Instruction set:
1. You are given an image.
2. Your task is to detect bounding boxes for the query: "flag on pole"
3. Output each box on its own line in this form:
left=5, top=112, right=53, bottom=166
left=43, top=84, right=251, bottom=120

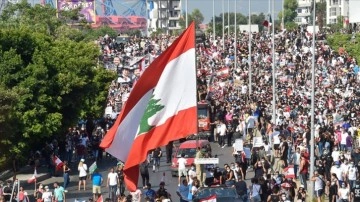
left=89, top=161, right=97, bottom=174
left=53, top=156, right=64, bottom=171
left=27, top=168, right=37, bottom=183
left=216, top=67, right=229, bottom=78
left=100, top=22, right=198, bottom=192
left=283, top=165, right=295, bottom=179
left=263, top=14, right=272, bottom=28
left=200, top=195, right=217, bottom=202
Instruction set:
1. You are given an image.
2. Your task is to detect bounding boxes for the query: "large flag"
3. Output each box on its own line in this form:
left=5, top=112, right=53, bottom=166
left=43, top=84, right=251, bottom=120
left=27, top=168, right=37, bottom=183
left=53, top=156, right=64, bottom=171
left=200, top=195, right=217, bottom=202
left=283, top=165, right=295, bottom=179
left=100, top=22, right=197, bottom=191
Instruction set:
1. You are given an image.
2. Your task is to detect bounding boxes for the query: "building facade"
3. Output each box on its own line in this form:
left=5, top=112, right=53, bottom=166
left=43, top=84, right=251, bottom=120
left=148, top=0, right=182, bottom=34
left=326, top=0, right=349, bottom=24
left=295, top=0, right=322, bottom=25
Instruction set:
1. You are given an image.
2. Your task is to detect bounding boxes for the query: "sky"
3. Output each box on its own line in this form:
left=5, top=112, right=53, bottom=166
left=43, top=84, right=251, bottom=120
left=29, top=0, right=283, bottom=23
left=186, top=0, right=283, bottom=23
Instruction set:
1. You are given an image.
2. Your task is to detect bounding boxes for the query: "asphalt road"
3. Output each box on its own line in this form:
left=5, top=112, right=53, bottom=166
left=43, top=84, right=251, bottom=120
left=21, top=142, right=254, bottom=201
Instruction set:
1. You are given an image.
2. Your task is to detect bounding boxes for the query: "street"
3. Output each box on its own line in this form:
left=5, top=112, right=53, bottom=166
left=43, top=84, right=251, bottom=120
left=20, top=142, right=254, bottom=201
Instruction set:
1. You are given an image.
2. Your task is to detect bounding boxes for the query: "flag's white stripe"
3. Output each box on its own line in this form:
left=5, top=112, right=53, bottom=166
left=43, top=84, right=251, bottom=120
left=106, top=90, right=153, bottom=162
left=149, top=48, right=196, bottom=126
left=106, top=48, right=196, bottom=163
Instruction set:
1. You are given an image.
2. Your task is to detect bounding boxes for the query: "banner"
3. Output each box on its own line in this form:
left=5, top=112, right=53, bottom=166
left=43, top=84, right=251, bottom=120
left=57, top=0, right=96, bottom=23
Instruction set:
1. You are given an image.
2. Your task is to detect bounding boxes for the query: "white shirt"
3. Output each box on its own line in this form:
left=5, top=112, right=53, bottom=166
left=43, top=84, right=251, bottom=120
left=42, top=191, right=53, bottom=202
left=246, top=116, right=256, bottom=129
left=78, top=164, right=88, bottom=177
left=348, top=166, right=358, bottom=180
left=219, top=123, right=227, bottom=136
left=338, top=187, right=350, bottom=199
left=130, top=189, right=142, bottom=202
left=188, top=169, right=196, bottom=184
left=251, top=184, right=261, bottom=197
left=314, top=176, right=324, bottom=191
left=177, top=157, right=187, bottom=170
left=332, top=151, right=340, bottom=162
left=107, top=172, right=118, bottom=186
left=331, top=166, right=344, bottom=181
left=341, top=132, right=348, bottom=145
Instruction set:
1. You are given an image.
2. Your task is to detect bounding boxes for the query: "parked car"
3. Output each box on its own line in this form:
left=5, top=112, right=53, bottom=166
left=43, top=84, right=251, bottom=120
left=193, top=186, right=241, bottom=202
left=171, top=139, right=211, bottom=177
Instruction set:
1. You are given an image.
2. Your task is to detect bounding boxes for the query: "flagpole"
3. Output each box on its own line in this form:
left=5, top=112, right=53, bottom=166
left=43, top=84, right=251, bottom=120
left=185, top=0, right=188, bottom=28
left=309, top=0, right=316, bottom=200
left=271, top=0, right=276, bottom=125
left=282, top=0, right=284, bottom=30
left=248, top=0, right=252, bottom=96
left=222, top=0, right=225, bottom=51
left=234, top=0, right=237, bottom=71
left=228, top=0, right=230, bottom=37
left=213, top=0, right=216, bottom=41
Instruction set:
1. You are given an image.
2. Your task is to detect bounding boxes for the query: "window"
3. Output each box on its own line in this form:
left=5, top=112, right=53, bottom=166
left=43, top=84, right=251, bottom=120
left=329, top=18, right=337, bottom=24
left=333, top=0, right=339, bottom=5
left=330, top=7, right=337, bottom=16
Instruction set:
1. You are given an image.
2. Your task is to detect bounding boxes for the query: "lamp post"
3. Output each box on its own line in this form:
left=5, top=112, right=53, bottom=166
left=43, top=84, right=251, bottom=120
left=222, top=0, right=225, bottom=50
left=271, top=0, right=276, bottom=125
left=234, top=0, right=237, bottom=70
left=185, top=0, right=188, bottom=28
left=248, top=0, right=252, bottom=96
left=213, top=0, right=216, bottom=41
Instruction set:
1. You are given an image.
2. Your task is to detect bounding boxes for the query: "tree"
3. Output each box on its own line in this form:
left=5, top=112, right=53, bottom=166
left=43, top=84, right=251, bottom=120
left=179, top=9, right=204, bottom=28
left=279, top=0, right=298, bottom=24
left=316, top=0, right=327, bottom=30
left=0, top=0, right=114, bottom=166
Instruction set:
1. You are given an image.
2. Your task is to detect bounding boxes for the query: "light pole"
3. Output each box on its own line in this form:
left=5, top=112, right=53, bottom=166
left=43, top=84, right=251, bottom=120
left=228, top=0, right=230, bottom=37
left=271, top=0, right=276, bottom=125
left=213, top=0, right=216, bottom=41
left=222, top=0, right=225, bottom=50
left=185, top=0, right=188, bottom=28
left=248, top=0, right=252, bottom=96
left=309, top=0, right=316, bottom=200
left=282, top=0, right=284, bottom=30
left=234, top=0, right=237, bottom=70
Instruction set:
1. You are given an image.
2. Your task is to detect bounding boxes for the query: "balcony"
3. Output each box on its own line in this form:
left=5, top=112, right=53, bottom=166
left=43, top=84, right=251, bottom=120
left=169, top=15, right=180, bottom=20
left=168, top=26, right=181, bottom=30
left=297, top=12, right=311, bottom=17
left=298, top=2, right=311, bottom=7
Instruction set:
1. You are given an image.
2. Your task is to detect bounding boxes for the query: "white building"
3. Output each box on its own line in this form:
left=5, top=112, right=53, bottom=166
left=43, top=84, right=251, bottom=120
left=295, top=0, right=322, bottom=25
left=148, top=0, right=182, bottom=34
left=326, top=0, right=349, bottom=24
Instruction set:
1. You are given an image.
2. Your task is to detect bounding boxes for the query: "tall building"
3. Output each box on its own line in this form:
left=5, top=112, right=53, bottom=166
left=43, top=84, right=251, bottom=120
left=295, top=0, right=321, bottom=25
left=148, top=0, right=182, bottom=34
left=326, top=0, right=349, bottom=24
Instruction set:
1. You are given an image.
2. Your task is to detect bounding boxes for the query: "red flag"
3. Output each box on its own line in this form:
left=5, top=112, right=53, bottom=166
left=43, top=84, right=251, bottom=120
left=200, top=195, right=217, bottom=202
left=216, top=67, right=229, bottom=78
left=53, top=156, right=64, bottom=171
left=27, top=168, right=37, bottom=183
left=96, top=195, right=103, bottom=202
left=100, top=22, right=197, bottom=191
left=283, top=165, right=295, bottom=179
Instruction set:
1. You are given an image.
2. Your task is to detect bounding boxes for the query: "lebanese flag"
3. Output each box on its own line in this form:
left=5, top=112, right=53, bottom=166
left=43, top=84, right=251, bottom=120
left=100, top=22, right=197, bottom=191
left=138, top=57, right=147, bottom=72
left=53, top=156, right=64, bottom=171
left=96, top=195, right=103, bottom=202
left=283, top=165, right=295, bottom=179
left=27, top=168, right=37, bottom=183
left=200, top=195, right=217, bottom=202
left=216, top=67, right=229, bottom=78
left=263, top=14, right=272, bottom=28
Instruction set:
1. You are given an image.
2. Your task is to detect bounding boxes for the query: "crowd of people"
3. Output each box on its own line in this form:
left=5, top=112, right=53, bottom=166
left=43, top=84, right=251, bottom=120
left=1, top=23, right=360, bottom=202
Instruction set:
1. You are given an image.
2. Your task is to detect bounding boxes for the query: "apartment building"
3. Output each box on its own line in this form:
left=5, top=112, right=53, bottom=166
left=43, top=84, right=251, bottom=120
left=326, top=0, right=349, bottom=24
left=148, top=0, right=182, bottom=34
left=295, top=0, right=321, bottom=25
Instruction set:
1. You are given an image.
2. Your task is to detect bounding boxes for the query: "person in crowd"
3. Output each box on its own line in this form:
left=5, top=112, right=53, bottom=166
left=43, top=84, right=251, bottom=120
left=144, top=183, right=156, bottom=202
left=116, top=163, right=125, bottom=196
left=234, top=175, right=248, bottom=202
left=42, top=186, right=52, bottom=202
left=63, top=160, right=71, bottom=191
left=250, top=178, right=262, bottom=202
left=311, top=171, right=325, bottom=202
left=177, top=153, right=188, bottom=187
left=129, top=187, right=142, bottom=202
left=53, top=182, right=65, bottom=202
left=107, top=167, right=118, bottom=201
left=176, top=179, right=189, bottom=202
left=78, top=158, right=88, bottom=191
left=152, top=147, right=162, bottom=172
left=140, top=159, right=150, bottom=189
left=91, top=169, right=103, bottom=201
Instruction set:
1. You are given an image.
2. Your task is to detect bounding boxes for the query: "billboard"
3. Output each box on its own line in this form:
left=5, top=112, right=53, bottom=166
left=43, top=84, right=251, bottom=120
left=56, top=0, right=96, bottom=23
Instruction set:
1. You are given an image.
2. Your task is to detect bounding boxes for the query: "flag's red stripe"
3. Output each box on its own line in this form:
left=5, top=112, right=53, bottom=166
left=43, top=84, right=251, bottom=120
left=124, top=106, right=197, bottom=191
left=100, top=23, right=195, bottom=149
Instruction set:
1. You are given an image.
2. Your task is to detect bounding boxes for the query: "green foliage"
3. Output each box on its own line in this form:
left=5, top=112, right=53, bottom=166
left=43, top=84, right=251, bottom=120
left=327, top=33, right=360, bottom=62
left=179, top=9, right=204, bottom=29
left=285, top=22, right=298, bottom=31
left=282, top=0, right=298, bottom=24
left=0, top=0, right=115, bottom=165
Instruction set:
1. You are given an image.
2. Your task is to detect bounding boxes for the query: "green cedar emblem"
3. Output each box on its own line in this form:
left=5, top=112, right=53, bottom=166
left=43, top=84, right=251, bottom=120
left=138, top=95, right=165, bottom=135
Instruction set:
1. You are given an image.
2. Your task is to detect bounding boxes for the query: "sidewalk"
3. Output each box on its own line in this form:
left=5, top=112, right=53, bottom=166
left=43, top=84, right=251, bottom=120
left=0, top=165, right=50, bottom=184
